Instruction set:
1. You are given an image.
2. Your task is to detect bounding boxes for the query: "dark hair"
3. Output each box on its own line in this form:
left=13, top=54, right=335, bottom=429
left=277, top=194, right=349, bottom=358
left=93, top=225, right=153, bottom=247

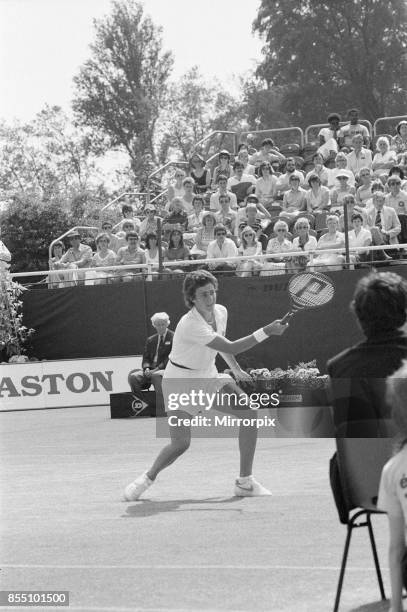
left=259, top=161, right=272, bottom=176
left=183, top=270, right=218, bottom=309
left=145, top=232, right=157, bottom=249
left=389, top=166, right=405, bottom=180
left=126, top=231, right=139, bottom=241
left=351, top=272, right=407, bottom=336
left=327, top=113, right=341, bottom=122
left=351, top=213, right=363, bottom=223
left=261, top=138, right=274, bottom=148
left=308, top=173, right=321, bottom=187
left=190, top=153, right=205, bottom=167
left=347, top=108, right=359, bottom=116
left=122, top=204, right=133, bottom=215
left=52, top=241, right=65, bottom=254
left=233, top=160, right=244, bottom=170
left=214, top=223, right=227, bottom=235
left=168, top=228, right=184, bottom=249
left=192, top=195, right=205, bottom=206
left=217, top=174, right=228, bottom=183
left=237, top=143, right=248, bottom=152
left=371, top=180, right=384, bottom=193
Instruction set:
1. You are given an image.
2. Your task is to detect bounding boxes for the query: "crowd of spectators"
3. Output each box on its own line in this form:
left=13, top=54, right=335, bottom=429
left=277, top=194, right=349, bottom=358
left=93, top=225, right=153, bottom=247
left=46, top=111, right=407, bottom=287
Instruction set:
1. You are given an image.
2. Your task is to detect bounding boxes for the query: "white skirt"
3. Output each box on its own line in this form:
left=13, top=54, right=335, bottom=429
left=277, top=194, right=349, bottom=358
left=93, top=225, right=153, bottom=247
left=162, top=361, right=233, bottom=416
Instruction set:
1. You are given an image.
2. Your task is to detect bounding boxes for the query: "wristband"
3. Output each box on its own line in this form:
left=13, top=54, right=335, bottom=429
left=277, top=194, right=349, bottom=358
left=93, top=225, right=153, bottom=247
left=253, top=328, right=268, bottom=343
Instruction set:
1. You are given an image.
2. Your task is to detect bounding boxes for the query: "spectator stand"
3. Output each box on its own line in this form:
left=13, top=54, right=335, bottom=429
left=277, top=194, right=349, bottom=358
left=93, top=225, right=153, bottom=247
left=147, top=161, right=190, bottom=213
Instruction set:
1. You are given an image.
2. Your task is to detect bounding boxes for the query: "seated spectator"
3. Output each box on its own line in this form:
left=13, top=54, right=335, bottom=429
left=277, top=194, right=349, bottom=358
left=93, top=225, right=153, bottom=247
left=378, top=361, right=407, bottom=612
left=255, top=161, right=278, bottom=210
left=189, top=153, right=211, bottom=194
left=338, top=194, right=367, bottom=231
left=237, top=194, right=272, bottom=225
left=227, top=160, right=257, bottom=204
left=211, top=150, right=233, bottom=188
left=355, top=167, right=373, bottom=205
left=304, top=153, right=329, bottom=187
left=261, top=220, right=293, bottom=276
left=58, top=231, right=93, bottom=284
left=328, top=152, right=355, bottom=188
left=390, top=120, right=407, bottom=159
left=144, top=232, right=159, bottom=279
left=249, top=137, right=286, bottom=169
left=330, top=173, right=356, bottom=214
left=206, top=223, right=238, bottom=274
left=162, top=197, right=189, bottom=234
left=317, top=113, right=341, bottom=161
left=339, top=108, right=370, bottom=149
left=119, top=203, right=141, bottom=232
left=311, top=215, right=345, bottom=271
left=348, top=212, right=372, bottom=262
left=280, top=175, right=307, bottom=222
left=167, top=168, right=186, bottom=202
left=115, top=231, right=146, bottom=282
left=365, top=178, right=386, bottom=208
left=181, top=177, right=195, bottom=214
left=245, top=133, right=258, bottom=156
left=238, top=202, right=267, bottom=250
left=291, top=217, right=317, bottom=272
left=365, top=191, right=401, bottom=257
left=209, top=174, right=237, bottom=211
left=163, top=229, right=190, bottom=274
left=372, top=136, right=397, bottom=177
left=91, top=233, right=117, bottom=284
left=237, top=147, right=256, bottom=176
left=236, top=227, right=263, bottom=277
left=215, top=194, right=237, bottom=236
left=139, top=205, right=160, bottom=241
left=190, top=211, right=216, bottom=259
left=186, top=195, right=205, bottom=235
left=100, top=220, right=120, bottom=253
left=346, top=134, right=373, bottom=176
left=305, top=174, right=330, bottom=214
left=275, top=157, right=305, bottom=195
left=48, top=241, right=76, bottom=288
left=386, top=175, right=407, bottom=215
left=388, top=166, right=407, bottom=191
left=116, top=220, right=137, bottom=250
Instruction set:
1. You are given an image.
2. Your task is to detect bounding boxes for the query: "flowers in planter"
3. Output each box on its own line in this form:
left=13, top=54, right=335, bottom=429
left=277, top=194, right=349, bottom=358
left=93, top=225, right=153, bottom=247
left=249, top=360, right=328, bottom=391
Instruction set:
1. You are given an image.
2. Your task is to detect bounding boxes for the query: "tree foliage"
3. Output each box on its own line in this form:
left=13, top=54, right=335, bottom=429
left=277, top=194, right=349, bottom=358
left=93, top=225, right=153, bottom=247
left=253, top=0, right=407, bottom=126
left=156, top=67, right=246, bottom=162
left=0, top=264, right=35, bottom=359
left=72, top=0, right=173, bottom=175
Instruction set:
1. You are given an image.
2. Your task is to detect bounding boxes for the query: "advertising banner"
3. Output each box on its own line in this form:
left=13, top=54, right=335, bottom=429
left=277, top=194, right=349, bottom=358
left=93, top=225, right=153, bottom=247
left=0, top=355, right=142, bottom=411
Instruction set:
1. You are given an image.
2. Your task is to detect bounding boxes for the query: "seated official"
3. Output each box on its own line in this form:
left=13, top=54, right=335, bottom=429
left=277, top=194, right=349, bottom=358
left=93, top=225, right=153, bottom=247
left=128, top=312, right=174, bottom=413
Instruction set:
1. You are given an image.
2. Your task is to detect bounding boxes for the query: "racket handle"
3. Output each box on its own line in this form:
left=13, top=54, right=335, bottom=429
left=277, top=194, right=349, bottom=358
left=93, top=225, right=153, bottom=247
left=280, top=311, right=294, bottom=325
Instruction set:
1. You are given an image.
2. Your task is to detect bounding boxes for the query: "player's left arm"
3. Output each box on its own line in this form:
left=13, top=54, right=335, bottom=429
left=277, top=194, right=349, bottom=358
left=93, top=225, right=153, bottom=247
left=219, top=353, right=252, bottom=382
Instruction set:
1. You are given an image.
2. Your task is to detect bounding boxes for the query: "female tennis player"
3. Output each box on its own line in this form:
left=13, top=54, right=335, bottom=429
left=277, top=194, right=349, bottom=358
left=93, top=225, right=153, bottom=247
left=124, top=270, right=289, bottom=500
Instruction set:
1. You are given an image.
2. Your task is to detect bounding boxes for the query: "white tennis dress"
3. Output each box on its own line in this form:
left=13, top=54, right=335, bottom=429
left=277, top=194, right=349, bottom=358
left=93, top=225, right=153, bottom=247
left=162, top=304, right=233, bottom=416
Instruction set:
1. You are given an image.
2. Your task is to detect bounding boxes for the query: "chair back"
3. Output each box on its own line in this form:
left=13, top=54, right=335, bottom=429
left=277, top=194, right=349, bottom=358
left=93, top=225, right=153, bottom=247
left=336, top=419, right=395, bottom=511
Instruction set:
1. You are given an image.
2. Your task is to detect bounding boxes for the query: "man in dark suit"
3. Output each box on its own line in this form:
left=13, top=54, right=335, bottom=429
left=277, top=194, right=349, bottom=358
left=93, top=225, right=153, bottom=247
left=328, top=271, right=407, bottom=433
left=128, top=312, right=174, bottom=412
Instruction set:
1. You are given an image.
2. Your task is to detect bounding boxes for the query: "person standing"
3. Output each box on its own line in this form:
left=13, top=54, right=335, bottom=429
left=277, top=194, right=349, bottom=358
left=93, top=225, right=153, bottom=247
left=124, top=270, right=288, bottom=501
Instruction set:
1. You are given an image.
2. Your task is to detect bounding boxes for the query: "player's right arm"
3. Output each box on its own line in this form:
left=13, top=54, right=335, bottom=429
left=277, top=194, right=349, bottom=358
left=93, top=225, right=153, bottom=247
left=206, top=320, right=288, bottom=356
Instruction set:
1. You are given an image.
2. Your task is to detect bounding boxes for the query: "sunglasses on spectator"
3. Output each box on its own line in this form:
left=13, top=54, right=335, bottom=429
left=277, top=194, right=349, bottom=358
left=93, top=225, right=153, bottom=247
left=297, top=225, right=309, bottom=229
left=102, top=225, right=112, bottom=229
left=128, top=237, right=138, bottom=241
left=216, top=231, right=227, bottom=236
left=276, top=229, right=287, bottom=232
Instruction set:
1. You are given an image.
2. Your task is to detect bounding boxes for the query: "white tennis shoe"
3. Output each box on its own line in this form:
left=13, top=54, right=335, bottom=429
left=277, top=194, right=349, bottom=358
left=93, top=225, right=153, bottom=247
left=234, top=476, right=271, bottom=497
left=123, top=472, right=153, bottom=501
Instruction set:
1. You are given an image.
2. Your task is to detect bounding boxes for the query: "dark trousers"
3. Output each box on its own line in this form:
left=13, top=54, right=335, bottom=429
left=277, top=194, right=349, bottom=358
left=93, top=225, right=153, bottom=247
left=128, top=369, right=165, bottom=414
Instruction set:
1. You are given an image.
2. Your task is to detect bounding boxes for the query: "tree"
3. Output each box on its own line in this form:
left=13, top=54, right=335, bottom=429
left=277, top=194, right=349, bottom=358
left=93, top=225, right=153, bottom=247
left=253, top=0, right=407, bottom=126
left=72, top=0, right=173, bottom=176
left=0, top=263, right=34, bottom=361
left=156, top=67, right=246, bottom=163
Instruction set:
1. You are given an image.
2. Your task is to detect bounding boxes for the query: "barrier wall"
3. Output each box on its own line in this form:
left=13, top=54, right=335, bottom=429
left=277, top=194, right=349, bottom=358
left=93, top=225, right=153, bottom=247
left=21, top=266, right=407, bottom=373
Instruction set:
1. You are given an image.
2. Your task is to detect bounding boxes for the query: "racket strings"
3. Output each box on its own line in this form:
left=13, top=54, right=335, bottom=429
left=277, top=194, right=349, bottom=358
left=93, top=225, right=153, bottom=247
left=288, top=273, right=335, bottom=309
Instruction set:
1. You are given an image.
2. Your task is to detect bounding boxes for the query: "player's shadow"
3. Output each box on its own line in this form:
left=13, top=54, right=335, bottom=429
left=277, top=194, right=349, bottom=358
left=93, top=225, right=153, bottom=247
left=348, top=600, right=389, bottom=611
left=123, top=496, right=245, bottom=518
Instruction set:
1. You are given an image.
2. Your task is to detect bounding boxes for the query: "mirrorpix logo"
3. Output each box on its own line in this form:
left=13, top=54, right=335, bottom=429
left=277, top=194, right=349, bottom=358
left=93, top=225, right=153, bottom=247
left=131, top=396, right=149, bottom=417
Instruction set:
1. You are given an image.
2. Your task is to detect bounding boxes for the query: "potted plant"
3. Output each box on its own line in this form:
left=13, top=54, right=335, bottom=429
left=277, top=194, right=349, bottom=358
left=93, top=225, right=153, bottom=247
left=249, top=360, right=329, bottom=407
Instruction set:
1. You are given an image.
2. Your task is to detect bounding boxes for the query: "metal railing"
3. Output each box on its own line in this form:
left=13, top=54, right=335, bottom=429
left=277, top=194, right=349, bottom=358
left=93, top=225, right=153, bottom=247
left=373, top=115, right=407, bottom=137
left=48, top=226, right=100, bottom=262
left=193, top=131, right=239, bottom=158
left=240, top=128, right=304, bottom=150
left=100, top=191, right=147, bottom=214
left=305, top=120, right=373, bottom=145
left=13, top=243, right=407, bottom=285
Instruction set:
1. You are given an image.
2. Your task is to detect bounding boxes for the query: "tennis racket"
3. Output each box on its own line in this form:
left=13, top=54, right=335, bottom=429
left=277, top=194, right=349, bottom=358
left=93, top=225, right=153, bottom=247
left=281, top=272, right=335, bottom=324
